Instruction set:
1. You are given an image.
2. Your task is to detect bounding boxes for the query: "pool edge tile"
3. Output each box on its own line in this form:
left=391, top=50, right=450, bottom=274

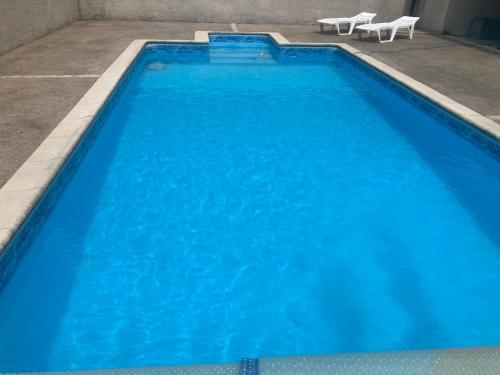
left=0, top=188, right=45, bottom=233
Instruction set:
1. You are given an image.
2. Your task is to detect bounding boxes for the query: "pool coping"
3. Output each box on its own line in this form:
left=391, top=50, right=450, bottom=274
left=0, top=30, right=499, bottom=264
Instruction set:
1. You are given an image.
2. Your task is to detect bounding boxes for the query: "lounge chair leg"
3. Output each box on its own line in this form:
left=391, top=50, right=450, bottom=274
left=390, top=26, right=398, bottom=42
left=378, top=29, right=393, bottom=43
left=348, top=21, right=356, bottom=35
left=410, top=25, right=415, bottom=39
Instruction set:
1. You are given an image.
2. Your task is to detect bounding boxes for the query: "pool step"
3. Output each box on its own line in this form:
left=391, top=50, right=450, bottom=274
left=209, top=46, right=276, bottom=64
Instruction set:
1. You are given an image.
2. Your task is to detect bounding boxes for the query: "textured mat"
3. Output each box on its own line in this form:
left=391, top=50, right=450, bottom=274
left=4, top=347, right=500, bottom=375
left=260, top=347, right=500, bottom=375
left=2, top=364, right=239, bottom=375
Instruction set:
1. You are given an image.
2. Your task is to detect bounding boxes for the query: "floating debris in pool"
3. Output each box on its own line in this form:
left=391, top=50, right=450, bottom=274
left=146, top=61, right=168, bottom=71
left=258, top=51, right=265, bottom=57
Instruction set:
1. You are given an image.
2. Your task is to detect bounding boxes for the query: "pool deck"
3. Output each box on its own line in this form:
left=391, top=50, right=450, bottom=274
left=1, top=20, right=500, bottom=187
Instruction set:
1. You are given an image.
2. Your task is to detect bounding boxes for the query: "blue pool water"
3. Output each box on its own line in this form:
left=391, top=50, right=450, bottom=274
left=1, top=35, right=500, bottom=372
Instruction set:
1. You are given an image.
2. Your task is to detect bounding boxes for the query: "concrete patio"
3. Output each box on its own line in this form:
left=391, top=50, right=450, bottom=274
left=1, top=20, right=499, bottom=187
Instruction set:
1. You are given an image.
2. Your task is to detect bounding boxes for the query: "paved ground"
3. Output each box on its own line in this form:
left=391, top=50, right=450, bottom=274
left=1, top=20, right=500, bottom=187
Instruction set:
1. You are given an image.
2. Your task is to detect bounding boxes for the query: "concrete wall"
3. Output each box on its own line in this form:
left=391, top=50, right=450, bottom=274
left=0, top=0, right=80, bottom=54
left=444, top=0, right=500, bottom=35
left=79, top=0, right=411, bottom=24
left=414, top=0, right=500, bottom=35
left=413, top=0, right=450, bottom=33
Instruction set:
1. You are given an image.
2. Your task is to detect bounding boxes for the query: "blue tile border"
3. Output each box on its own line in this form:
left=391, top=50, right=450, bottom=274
left=337, top=49, right=500, bottom=161
left=277, top=46, right=338, bottom=63
left=209, top=34, right=274, bottom=44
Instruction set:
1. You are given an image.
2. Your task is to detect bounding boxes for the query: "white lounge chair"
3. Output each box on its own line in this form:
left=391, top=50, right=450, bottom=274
left=318, top=12, right=377, bottom=35
left=356, top=16, right=420, bottom=43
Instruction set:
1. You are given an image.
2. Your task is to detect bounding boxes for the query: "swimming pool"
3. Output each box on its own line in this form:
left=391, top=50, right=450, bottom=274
left=0, top=34, right=499, bottom=372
